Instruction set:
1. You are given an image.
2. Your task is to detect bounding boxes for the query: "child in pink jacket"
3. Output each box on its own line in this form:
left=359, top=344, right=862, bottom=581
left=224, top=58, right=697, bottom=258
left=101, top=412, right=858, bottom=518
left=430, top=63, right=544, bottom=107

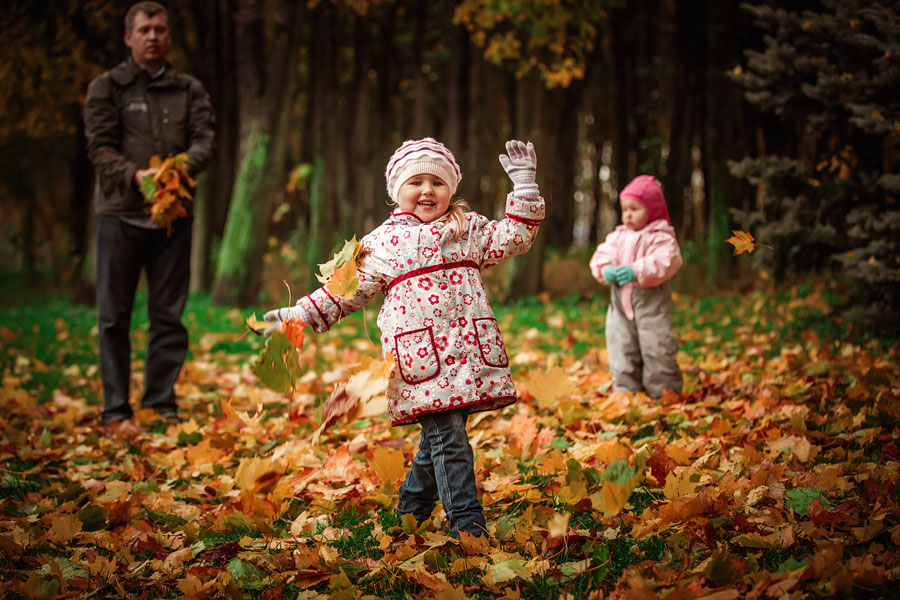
left=589, top=175, right=683, bottom=398
left=264, top=138, right=544, bottom=538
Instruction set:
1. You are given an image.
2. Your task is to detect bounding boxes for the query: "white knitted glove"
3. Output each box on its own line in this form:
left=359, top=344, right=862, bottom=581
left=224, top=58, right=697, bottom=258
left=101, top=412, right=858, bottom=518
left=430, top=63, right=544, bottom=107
left=498, top=140, right=539, bottom=200
left=263, top=304, right=304, bottom=337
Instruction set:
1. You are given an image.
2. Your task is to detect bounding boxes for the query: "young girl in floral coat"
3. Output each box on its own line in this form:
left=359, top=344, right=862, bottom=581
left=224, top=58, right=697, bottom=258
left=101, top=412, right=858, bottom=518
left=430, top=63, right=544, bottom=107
left=589, top=175, right=683, bottom=398
left=264, top=138, right=543, bottom=538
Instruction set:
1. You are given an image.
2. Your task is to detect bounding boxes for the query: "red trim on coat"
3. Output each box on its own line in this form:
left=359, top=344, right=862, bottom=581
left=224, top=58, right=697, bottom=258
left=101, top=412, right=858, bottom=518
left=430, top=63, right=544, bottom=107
left=472, top=317, right=510, bottom=368
left=386, top=260, right=479, bottom=293
left=390, top=394, right=517, bottom=427
left=307, top=294, right=330, bottom=327
left=323, top=288, right=342, bottom=309
left=391, top=211, right=425, bottom=222
left=393, top=326, right=441, bottom=385
left=505, top=213, right=544, bottom=227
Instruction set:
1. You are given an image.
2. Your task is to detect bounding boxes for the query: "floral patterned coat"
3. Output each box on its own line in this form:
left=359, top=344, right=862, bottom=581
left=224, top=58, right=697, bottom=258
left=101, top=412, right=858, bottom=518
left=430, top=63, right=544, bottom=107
left=293, top=194, right=545, bottom=426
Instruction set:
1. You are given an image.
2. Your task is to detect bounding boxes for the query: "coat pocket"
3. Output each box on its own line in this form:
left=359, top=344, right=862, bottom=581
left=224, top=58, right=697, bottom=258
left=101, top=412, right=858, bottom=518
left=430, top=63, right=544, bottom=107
left=394, top=326, right=441, bottom=384
left=473, top=317, right=509, bottom=368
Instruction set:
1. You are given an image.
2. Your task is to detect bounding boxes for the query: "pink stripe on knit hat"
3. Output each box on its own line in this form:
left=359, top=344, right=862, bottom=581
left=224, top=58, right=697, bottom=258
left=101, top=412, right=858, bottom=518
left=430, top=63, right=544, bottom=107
left=619, top=175, right=671, bottom=225
left=385, top=138, right=462, bottom=202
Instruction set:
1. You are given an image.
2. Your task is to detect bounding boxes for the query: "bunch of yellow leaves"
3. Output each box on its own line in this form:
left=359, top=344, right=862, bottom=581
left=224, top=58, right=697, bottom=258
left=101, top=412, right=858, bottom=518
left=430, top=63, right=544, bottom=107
left=140, top=153, right=195, bottom=232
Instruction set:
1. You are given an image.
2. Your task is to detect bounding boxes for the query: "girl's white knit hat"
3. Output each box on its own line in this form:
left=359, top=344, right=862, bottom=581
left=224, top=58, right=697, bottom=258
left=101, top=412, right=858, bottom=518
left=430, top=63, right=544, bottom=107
left=385, top=138, right=462, bottom=202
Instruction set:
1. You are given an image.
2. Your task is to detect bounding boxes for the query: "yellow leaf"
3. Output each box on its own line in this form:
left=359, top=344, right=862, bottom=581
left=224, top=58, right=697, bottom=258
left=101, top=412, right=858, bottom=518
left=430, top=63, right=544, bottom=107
left=591, top=460, right=642, bottom=518
left=558, top=479, right=587, bottom=505
left=220, top=398, right=247, bottom=428
left=346, top=367, right=388, bottom=403
left=370, top=446, right=406, bottom=485
left=84, top=555, right=118, bottom=578
left=48, top=514, right=83, bottom=544
left=663, top=468, right=698, bottom=499
left=325, top=258, right=360, bottom=300
left=547, top=512, right=569, bottom=539
left=245, top=312, right=268, bottom=333
left=523, top=366, right=576, bottom=410
left=235, top=456, right=286, bottom=495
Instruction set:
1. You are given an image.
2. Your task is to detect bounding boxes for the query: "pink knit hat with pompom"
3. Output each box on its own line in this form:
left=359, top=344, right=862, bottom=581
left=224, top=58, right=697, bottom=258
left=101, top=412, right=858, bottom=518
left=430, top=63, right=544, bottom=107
left=385, top=138, right=462, bottom=203
left=619, top=175, right=671, bottom=225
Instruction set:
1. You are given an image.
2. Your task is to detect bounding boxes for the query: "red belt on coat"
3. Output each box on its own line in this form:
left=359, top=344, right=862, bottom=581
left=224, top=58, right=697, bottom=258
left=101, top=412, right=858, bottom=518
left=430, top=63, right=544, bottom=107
left=385, top=260, right=480, bottom=293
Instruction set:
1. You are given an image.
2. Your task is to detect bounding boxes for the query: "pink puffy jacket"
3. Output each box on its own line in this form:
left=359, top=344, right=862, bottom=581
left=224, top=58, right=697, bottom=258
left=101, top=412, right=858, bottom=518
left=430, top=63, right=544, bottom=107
left=589, top=220, right=683, bottom=320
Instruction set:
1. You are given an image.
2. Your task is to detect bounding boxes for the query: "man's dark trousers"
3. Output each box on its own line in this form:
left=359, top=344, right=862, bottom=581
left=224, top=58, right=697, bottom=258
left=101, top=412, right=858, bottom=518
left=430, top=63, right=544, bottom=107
left=96, top=214, right=192, bottom=424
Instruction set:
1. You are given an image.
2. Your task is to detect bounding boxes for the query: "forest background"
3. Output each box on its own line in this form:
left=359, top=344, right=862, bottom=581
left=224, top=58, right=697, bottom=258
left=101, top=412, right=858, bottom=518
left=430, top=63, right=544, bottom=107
left=2, top=2, right=900, bottom=598
left=0, top=0, right=898, bottom=324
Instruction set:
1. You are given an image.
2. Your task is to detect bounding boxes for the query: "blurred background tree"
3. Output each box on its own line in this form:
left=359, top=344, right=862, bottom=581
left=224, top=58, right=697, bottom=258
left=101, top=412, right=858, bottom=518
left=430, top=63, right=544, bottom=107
left=731, top=0, right=900, bottom=329
left=0, top=0, right=894, bottom=330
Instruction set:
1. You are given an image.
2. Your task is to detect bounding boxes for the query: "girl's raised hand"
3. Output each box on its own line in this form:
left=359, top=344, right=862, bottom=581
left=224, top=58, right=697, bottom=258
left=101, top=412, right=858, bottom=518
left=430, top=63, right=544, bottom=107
left=499, top=140, right=539, bottom=200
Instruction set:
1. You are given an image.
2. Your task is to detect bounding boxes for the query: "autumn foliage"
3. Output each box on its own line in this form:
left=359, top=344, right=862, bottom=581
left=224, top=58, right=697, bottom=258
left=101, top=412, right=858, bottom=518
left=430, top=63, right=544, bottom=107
left=139, top=153, right=195, bottom=232
left=1, top=284, right=899, bottom=598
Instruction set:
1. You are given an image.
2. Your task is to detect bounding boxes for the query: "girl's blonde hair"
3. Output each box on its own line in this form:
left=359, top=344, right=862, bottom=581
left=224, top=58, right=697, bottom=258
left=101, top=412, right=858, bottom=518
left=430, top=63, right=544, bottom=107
left=437, top=199, right=471, bottom=241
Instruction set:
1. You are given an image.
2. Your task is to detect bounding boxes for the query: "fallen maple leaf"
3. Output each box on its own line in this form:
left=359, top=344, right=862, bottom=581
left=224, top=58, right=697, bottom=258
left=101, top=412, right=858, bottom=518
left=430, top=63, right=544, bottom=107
left=725, top=230, right=772, bottom=255
left=312, top=384, right=359, bottom=444
left=235, top=456, right=287, bottom=495
left=220, top=397, right=247, bottom=428
left=547, top=511, right=570, bottom=540
left=369, top=446, right=407, bottom=485
left=592, top=458, right=642, bottom=517
left=522, top=366, right=576, bottom=410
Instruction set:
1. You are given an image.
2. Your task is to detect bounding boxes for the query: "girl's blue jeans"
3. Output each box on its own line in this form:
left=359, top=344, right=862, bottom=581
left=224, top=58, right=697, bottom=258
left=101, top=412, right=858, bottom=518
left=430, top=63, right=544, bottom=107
left=397, top=407, right=487, bottom=537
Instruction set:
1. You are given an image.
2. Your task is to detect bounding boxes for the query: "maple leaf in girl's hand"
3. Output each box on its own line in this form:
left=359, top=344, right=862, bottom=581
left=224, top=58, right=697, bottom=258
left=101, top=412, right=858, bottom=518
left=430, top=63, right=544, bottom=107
left=281, top=317, right=306, bottom=350
left=725, top=230, right=772, bottom=255
left=245, top=312, right=268, bottom=335
left=326, top=258, right=360, bottom=300
left=317, top=237, right=363, bottom=299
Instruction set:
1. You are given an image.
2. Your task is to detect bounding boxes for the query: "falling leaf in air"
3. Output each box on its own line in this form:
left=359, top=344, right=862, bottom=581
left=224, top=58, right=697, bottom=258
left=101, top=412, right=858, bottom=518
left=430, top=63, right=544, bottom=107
left=281, top=317, right=307, bottom=350
left=725, top=230, right=772, bottom=255
left=245, top=312, right=268, bottom=335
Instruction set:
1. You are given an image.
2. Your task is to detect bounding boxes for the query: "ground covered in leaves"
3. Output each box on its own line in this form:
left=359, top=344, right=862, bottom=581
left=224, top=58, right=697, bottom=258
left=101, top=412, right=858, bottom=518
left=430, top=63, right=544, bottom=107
left=1, top=282, right=899, bottom=599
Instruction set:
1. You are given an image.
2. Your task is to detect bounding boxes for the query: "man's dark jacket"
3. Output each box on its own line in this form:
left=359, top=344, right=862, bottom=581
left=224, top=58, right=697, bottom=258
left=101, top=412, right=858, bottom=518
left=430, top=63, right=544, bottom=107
left=84, top=57, right=215, bottom=217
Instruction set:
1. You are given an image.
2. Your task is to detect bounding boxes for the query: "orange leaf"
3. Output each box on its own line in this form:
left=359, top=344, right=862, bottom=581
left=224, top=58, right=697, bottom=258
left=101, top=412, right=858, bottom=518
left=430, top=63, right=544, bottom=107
left=220, top=397, right=246, bottom=428
left=725, top=230, right=757, bottom=255
left=281, top=317, right=307, bottom=350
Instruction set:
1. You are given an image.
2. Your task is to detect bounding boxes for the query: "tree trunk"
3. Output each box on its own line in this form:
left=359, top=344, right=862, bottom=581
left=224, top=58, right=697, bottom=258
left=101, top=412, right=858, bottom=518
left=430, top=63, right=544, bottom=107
left=662, top=0, right=700, bottom=237
left=609, top=7, right=637, bottom=192
left=506, top=73, right=546, bottom=299
left=70, top=105, right=96, bottom=304
left=444, top=25, right=470, bottom=161
left=190, top=0, right=237, bottom=293
left=212, top=0, right=300, bottom=306
left=700, top=0, right=745, bottom=285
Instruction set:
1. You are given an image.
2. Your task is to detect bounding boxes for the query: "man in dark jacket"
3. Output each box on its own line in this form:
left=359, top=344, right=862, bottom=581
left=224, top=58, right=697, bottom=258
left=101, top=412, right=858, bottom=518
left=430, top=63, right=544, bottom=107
left=84, top=1, right=215, bottom=429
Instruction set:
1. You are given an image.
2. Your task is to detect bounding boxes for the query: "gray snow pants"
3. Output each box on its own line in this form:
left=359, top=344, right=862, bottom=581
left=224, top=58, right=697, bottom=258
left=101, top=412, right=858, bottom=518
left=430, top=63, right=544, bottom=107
left=606, top=283, right=682, bottom=398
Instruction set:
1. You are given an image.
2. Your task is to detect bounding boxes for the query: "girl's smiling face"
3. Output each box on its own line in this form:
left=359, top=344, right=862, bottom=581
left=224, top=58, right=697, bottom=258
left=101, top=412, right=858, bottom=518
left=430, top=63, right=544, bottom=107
left=396, top=173, right=451, bottom=222
left=620, top=196, right=649, bottom=230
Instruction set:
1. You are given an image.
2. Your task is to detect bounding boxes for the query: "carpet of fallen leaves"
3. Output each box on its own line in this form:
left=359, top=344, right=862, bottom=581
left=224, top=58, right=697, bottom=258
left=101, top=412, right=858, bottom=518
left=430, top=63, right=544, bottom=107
left=1, top=283, right=899, bottom=599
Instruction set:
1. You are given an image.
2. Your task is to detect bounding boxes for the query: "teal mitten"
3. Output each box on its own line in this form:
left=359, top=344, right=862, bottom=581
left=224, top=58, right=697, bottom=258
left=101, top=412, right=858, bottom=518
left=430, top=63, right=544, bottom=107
left=615, top=265, right=635, bottom=285
left=601, top=265, right=619, bottom=285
